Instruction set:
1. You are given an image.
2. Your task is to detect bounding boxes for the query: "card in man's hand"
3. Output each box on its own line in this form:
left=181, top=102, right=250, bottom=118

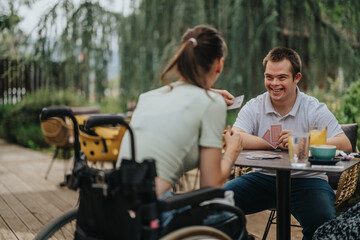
left=227, top=95, right=244, bottom=110
left=261, top=125, right=282, bottom=149
left=271, top=125, right=282, bottom=143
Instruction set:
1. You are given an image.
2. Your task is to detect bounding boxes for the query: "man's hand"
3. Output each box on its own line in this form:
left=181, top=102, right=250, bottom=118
left=278, top=130, right=294, bottom=150
left=211, top=89, right=234, bottom=106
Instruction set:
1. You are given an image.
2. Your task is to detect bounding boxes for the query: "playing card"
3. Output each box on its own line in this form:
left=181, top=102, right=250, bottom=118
left=227, top=95, right=244, bottom=110
left=271, top=125, right=282, bottom=142
left=262, top=129, right=271, bottom=143
left=262, top=129, right=277, bottom=149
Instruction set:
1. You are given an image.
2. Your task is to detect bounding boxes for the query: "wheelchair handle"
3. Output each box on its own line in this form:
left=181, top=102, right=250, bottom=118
left=40, top=107, right=81, bottom=161
left=85, top=115, right=126, bottom=129
left=40, top=107, right=74, bottom=121
left=85, top=115, right=135, bottom=162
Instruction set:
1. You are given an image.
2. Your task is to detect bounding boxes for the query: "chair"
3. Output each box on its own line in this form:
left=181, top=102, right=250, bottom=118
left=77, top=114, right=129, bottom=168
left=262, top=123, right=360, bottom=239
left=40, top=107, right=101, bottom=181
left=40, top=117, right=74, bottom=182
left=327, top=123, right=358, bottom=189
left=173, top=168, right=200, bottom=193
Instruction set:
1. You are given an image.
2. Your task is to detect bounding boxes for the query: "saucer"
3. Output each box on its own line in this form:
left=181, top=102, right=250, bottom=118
left=308, top=157, right=339, bottom=165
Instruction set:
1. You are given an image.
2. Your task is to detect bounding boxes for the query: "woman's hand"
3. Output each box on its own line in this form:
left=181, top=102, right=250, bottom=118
left=199, top=126, right=243, bottom=188
left=211, top=89, right=234, bottom=106
left=223, top=125, right=243, bottom=157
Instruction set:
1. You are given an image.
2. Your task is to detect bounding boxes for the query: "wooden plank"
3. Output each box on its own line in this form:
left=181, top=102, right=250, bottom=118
left=0, top=172, right=63, bottom=225
left=0, top=184, right=43, bottom=235
left=0, top=151, right=76, bottom=203
left=13, top=161, right=77, bottom=211
left=0, top=195, right=34, bottom=239
left=0, top=215, right=17, bottom=240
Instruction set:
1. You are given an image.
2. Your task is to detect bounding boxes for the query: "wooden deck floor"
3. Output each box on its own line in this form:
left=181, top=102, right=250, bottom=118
left=0, top=139, right=303, bottom=239
left=0, top=139, right=77, bottom=239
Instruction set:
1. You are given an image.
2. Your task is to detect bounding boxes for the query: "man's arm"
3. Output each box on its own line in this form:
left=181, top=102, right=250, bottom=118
left=232, top=126, right=273, bottom=150
left=327, top=133, right=352, bottom=152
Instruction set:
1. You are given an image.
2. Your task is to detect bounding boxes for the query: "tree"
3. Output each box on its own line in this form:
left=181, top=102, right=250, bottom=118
left=33, top=0, right=118, bottom=101
left=3, top=0, right=359, bottom=106
left=118, top=0, right=360, bottom=101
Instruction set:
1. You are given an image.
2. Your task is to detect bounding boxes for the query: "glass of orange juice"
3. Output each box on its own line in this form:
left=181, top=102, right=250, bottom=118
left=309, top=125, right=327, bottom=146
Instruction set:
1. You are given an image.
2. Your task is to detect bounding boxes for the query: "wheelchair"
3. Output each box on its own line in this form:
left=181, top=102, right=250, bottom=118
left=35, top=107, right=253, bottom=240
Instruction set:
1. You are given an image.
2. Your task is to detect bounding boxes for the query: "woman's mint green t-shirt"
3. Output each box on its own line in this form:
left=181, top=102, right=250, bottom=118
left=117, top=81, right=226, bottom=185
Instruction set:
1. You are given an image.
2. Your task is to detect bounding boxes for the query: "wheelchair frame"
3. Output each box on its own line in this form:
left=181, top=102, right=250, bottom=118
left=35, top=107, right=251, bottom=240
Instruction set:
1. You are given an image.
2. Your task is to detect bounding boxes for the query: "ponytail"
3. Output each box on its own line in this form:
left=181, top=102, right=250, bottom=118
left=161, top=25, right=226, bottom=90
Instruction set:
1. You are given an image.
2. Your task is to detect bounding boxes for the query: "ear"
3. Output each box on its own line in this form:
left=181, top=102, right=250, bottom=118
left=216, top=57, right=224, bottom=74
left=294, top=72, right=302, bottom=84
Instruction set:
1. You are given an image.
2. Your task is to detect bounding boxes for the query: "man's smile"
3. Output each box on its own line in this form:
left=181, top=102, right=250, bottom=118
left=269, top=87, right=284, bottom=95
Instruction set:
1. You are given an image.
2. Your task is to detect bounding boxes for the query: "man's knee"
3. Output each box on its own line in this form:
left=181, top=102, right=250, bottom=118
left=223, top=173, right=276, bottom=214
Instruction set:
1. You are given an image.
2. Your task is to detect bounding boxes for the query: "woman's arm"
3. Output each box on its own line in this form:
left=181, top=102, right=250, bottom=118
left=232, top=126, right=273, bottom=150
left=199, top=126, right=243, bottom=187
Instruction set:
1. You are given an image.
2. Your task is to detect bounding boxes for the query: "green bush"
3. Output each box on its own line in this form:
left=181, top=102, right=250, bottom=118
left=226, top=109, right=239, bottom=126
left=96, top=95, right=124, bottom=114
left=0, top=89, right=88, bottom=149
left=307, top=77, right=360, bottom=150
left=335, top=79, right=360, bottom=150
left=306, top=77, right=343, bottom=114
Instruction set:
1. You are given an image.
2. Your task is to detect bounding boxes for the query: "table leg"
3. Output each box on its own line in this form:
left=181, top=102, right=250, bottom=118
left=276, top=169, right=291, bottom=240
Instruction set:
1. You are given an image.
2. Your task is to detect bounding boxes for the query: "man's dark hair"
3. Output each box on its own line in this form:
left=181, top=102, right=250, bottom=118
left=263, top=47, right=302, bottom=77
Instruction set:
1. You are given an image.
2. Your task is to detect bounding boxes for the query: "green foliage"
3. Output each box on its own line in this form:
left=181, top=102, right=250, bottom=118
left=118, top=0, right=360, bottom=103
left=7, top=0, right=357, bottom=109
left=337, top=79, right=360, bottom=123
left=307, top=77, right=360, bottom=150
left=0, top=1, right=29, bottom=59
left=0, top=14, right=20, bottom=31
left=226, top=110, right=239, bottom=127
left=96, top=96, right=124, bottom=114
left=32, top=0, right=117, bottom=101
left=0, top=89, right=88, bottom=149
left=306, top=77, right=344, bottom=114
left=334, top=79, right=360, bottom=150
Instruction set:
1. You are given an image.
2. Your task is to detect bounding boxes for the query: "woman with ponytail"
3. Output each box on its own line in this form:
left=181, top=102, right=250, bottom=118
left=117, top=25, right=243, bottom=197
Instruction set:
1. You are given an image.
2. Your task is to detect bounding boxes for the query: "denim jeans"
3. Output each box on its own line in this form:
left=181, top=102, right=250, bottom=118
left=223, top=172, right=335, bottom=240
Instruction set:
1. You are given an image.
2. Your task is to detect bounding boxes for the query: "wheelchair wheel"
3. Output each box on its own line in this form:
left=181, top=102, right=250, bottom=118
left=160, top=225, right=231, bottom=240
left=34, top=207, right=78, bottom=240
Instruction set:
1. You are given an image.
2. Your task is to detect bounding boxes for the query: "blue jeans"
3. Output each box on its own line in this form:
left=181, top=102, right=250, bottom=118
left=223, top=172, right=335, bottom=240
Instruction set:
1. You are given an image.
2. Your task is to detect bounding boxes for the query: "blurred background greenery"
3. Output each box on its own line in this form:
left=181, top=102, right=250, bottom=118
left=0, top=0, right=360, bottom=148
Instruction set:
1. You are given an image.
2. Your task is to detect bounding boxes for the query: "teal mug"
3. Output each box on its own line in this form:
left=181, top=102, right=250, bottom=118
left=310, top=145, right=336, bottom=160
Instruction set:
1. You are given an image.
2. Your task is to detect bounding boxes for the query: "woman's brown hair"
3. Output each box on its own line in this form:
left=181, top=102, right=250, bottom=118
left=161, top=25, right=227, bottom=90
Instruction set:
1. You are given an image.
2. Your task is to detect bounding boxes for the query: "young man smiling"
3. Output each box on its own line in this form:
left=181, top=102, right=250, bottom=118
left=224, top=47, right=351, bottom=239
